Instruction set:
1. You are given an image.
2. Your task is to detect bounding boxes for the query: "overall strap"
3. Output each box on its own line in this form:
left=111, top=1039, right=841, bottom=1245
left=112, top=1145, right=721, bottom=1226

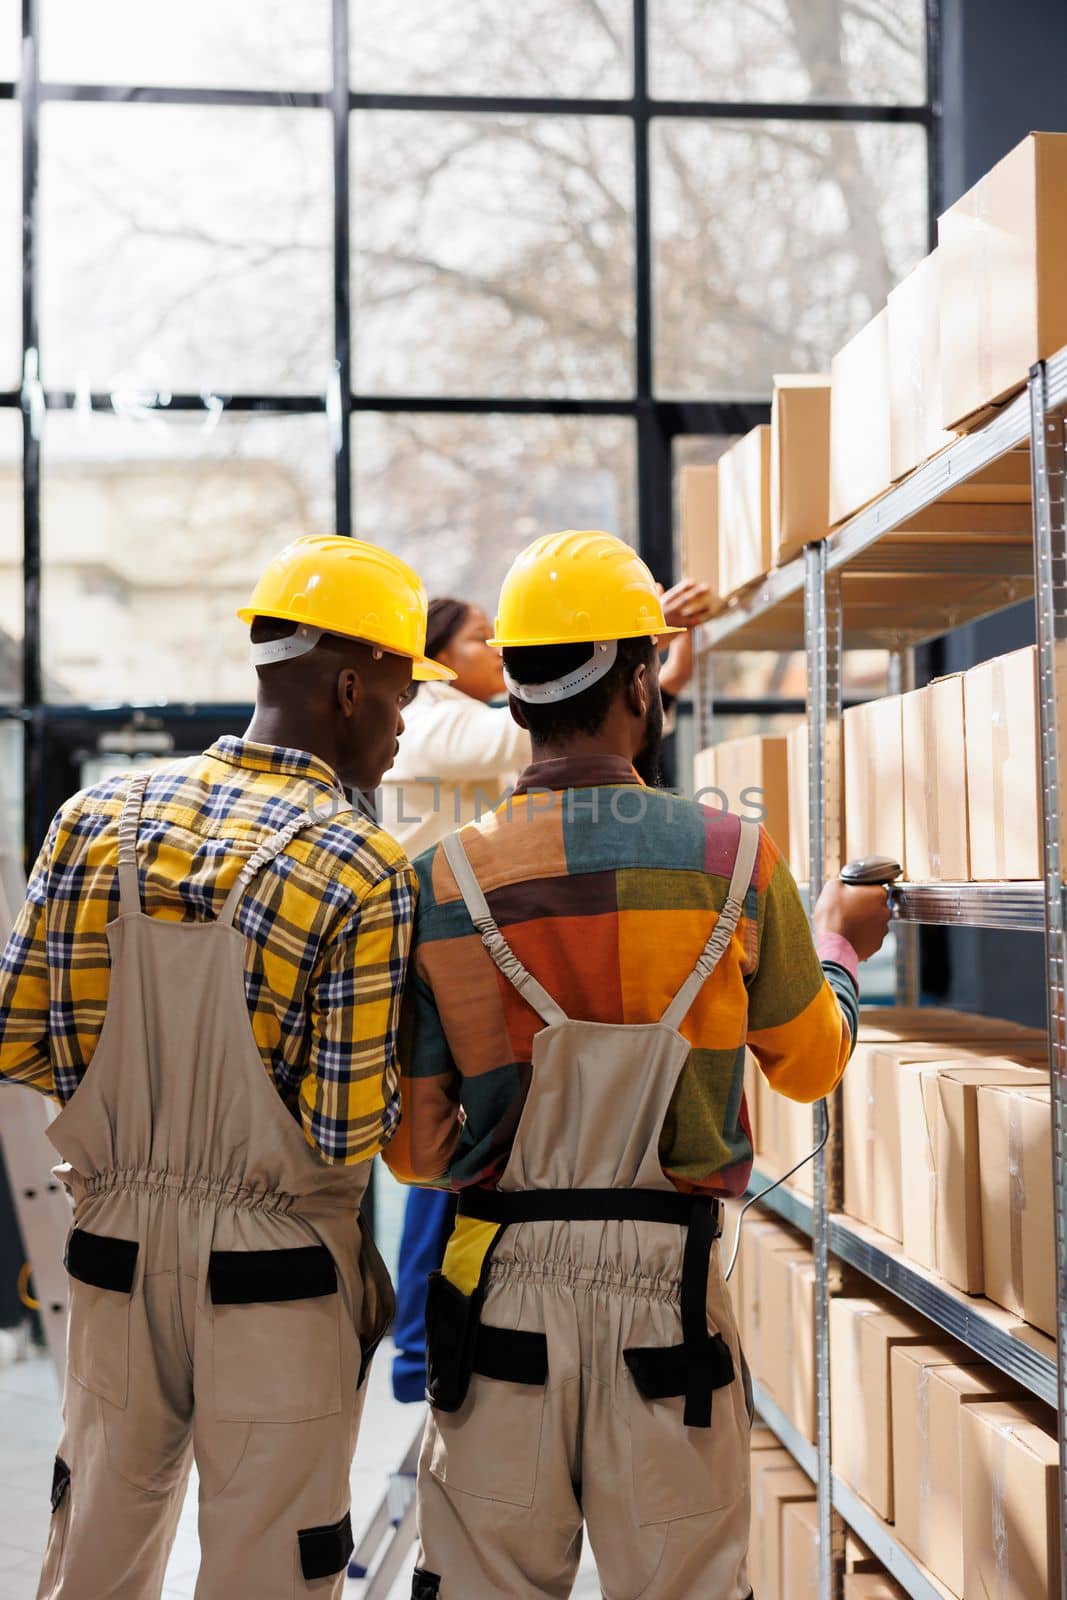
left=217, top=803, right=347, bottom=929
left=441, top=830, right=568, bottom=1028
left=659, top=817, right=760, bottom=1032
left=116, top=772, right=152, bottom=915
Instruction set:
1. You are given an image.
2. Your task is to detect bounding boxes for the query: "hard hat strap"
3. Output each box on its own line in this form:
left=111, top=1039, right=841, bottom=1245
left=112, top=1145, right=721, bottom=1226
left=503, top=638, right=618, bottom=704
left=250, top=624, right=324, bottom=666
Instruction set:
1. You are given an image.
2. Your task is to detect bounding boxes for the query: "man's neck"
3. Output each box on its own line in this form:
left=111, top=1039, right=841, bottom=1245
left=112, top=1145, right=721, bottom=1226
left=243, top=709, right=340, bottom=776
left=528, top=733, right=634, bottom=766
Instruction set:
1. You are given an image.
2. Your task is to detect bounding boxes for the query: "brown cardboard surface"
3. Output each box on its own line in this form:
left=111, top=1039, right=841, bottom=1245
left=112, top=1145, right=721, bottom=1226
left=978, top=1083, right=1055, bottom=1336
left=680, top=464, right=721, bottom=600
left=896, top=1050, right=1046, bottom=1274
left=719, top=424, right=773, bottom=598
left=771, top=374, right=832, bottom=566
left=781, top=1498, right=821, bottom=1600
left=830, top=309, right=891, bottom=526
left=750, top=1457, right=814, bottom=1600
left=961, top=1400, right=1060, bottom=1600
left=843, top=1017, right=1045, bottom=1239
left=843, top=695, right=905, bottom=870
left=939, top=132, right=1067, bottom=430
left=830, top=1298, right=954, bottom=1521
left=902, top=676, right=968, bottom=882
left=789, top=1255, right=817, bottom=1443
left=892, top=1346, right=1020, bottom=1597
left=787, top=720, right=810, bottom=885
left=843, top=1577, right=909, bottom=1600
left=844, top=1533, right=879, bottom=1574
left=934, top=1061, right=1048, bottom=1294
left=964, top=646, right=1041, bottom=881
left=759, top=1239, right=813, bottom=1414
left=739, top=1217, right=805, bottom=1382
left=714, top=734, right=790, bottom=860
left=888, top=251, right=958, bottom=481
left=856, top=1007, right=1043, bottom=1044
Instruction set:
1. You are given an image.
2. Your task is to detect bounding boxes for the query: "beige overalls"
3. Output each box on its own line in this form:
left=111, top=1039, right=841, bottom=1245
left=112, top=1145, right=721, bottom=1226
left=411, top=819, right=759, bottom=1600
left=36, top=773, right=393, bottom=1600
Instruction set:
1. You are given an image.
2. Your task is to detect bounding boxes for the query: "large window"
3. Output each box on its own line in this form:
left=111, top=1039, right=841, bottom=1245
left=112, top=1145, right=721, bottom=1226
left=3, top=0, right=935, bottom=859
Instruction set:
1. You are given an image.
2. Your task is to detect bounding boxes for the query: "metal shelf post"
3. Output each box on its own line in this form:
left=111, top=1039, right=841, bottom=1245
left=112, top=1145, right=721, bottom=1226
left=887, top=649, right=921, bottom=1006
left=1030, top=360, right=1067, bottom=1600
left=805, top=540, right=844, bottom=1600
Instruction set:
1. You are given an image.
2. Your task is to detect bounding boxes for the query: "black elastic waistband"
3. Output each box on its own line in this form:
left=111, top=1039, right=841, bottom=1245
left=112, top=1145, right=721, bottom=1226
left=458, top=1187, right=721, bottom=1234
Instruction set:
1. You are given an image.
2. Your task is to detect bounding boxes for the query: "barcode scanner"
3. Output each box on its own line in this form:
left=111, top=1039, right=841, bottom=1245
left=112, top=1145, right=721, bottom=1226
left=840, top=855, right=903, bottom=887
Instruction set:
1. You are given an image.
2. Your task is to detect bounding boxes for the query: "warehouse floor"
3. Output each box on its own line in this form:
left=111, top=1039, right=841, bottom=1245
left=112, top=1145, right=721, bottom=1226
left=0, top=1342, right=602, bottom=1599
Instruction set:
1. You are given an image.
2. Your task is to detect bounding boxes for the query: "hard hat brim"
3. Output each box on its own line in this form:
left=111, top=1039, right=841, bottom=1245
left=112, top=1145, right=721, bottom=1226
left=237, top=605, right=456, bottom=682
left=487, top=624, right=686, bottom=649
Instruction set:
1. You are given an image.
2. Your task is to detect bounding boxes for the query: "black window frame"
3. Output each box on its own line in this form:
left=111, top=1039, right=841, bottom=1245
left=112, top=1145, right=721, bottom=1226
left=2, top=0, right=940, bottom=858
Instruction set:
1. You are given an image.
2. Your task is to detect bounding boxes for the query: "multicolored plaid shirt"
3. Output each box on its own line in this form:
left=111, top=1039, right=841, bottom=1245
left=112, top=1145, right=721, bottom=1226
left=385, top=754, right=859, bottom=1198
left=0, top=737, right=416, bottom=1165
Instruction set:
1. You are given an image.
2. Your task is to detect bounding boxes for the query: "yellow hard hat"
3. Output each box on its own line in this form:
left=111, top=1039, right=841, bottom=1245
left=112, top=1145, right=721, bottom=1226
left=488, top=530, right=683, bottom=649
left=238, top=535, right=455, bottom=681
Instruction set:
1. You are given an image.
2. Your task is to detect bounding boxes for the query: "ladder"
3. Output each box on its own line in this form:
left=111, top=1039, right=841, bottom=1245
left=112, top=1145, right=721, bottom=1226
left=0, top=800, right=70, bottom=1378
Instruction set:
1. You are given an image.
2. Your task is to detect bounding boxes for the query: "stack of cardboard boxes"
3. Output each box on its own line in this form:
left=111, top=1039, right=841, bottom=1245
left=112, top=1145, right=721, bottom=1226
left=679, top=132, right=1067, bottom=611
left=842, top=643, right=1042, bottom=883
left=734, top=1215, right=1059, bottom=1598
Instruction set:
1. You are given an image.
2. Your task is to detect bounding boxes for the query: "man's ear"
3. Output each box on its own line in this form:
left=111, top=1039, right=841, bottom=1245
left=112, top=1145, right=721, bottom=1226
left=337, top=666, right=363, bottom=719
left=626, top=663, right=650, bottom=720
left=507, top=695, right=530, bottom=731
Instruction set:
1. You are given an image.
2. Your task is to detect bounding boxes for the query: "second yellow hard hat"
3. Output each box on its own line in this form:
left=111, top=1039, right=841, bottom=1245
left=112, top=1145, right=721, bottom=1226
left=488, top=530, right=683, bottom=650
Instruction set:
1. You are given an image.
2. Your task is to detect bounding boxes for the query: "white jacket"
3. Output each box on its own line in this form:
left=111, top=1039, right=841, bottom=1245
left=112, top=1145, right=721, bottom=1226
left=378, top=681, right=531, bottom=861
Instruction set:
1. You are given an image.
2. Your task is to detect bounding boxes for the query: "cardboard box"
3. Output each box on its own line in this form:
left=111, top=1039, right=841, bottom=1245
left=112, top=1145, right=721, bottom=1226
left=843, top=696, right=904, bottom=871
left=738, top=1216, right=806, bottom=1382
left=938, top=132, right=1067, bottom=430
left=680, top=464, right=721, bottom=601
left=844, top=1579, right=908, bottom=1600
left=758, top=1237, right=813, bottom=1416
left=978, top=1082, right=1055, bottom=1336
left=902, top=676, right=969, bottom=882
left=842, top=1041, right=906, bottom=1241
left=830, top=1297, right=957, bottom=1521
left=750, top=1454, right=814, bottom=1600
left=892, top=1345, right=1021, bottom=1596
left=714, top=734, right=790, bottom=859
left=790, top=1255, right=817, bottom=1443
left=781, top=1498, right=821, bottom=1600
left=787, top=721, right=809, bottom=885
left=961, top=1400, right=1060, bottom=1600
left=964, top=646, right=1041, bottom=881
left=897, top=1057, right=1047, bottom=1288
left=830, top=309, right=892, bottom=527
left=844, top=1533, right=880, bottom=1575
left=719, top=424, right=772, bottom=599
left=844, top=1012, right=1046, bottom=1243
left=771, top=374, right=832, bottom=567
left=888, top=250, right=958, bottom=480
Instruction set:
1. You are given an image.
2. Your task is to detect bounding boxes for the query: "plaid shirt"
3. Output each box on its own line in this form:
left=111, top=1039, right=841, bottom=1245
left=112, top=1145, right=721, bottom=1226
left=385, top=754, right=858, bottom=1198
left=0, top=737, right=416, bottom=1165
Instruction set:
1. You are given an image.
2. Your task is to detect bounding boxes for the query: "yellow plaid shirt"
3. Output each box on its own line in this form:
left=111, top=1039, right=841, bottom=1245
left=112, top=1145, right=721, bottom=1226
left=0, top=737, right=417, bottom=1164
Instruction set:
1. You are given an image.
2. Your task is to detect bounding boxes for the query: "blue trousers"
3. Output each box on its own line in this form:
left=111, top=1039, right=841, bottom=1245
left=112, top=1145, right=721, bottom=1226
left=391, top=1187, right=455, bottom=1404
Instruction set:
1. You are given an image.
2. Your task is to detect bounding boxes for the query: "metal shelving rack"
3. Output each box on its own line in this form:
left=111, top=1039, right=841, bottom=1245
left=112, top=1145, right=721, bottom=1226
left=701, top=353, right=1067, bottom=1600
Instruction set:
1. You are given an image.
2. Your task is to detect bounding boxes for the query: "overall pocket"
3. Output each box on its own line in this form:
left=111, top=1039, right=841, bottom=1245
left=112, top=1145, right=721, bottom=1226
left=208, top=1244, right=342, bottom=1423
left=625, top=1330, right=747, bottom=1525
left=37, top=1457, right=72, bottom=1596
left=425, top=1272, right=548, bottom=1507
left=65, top=1227, right=138, bottom=1409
